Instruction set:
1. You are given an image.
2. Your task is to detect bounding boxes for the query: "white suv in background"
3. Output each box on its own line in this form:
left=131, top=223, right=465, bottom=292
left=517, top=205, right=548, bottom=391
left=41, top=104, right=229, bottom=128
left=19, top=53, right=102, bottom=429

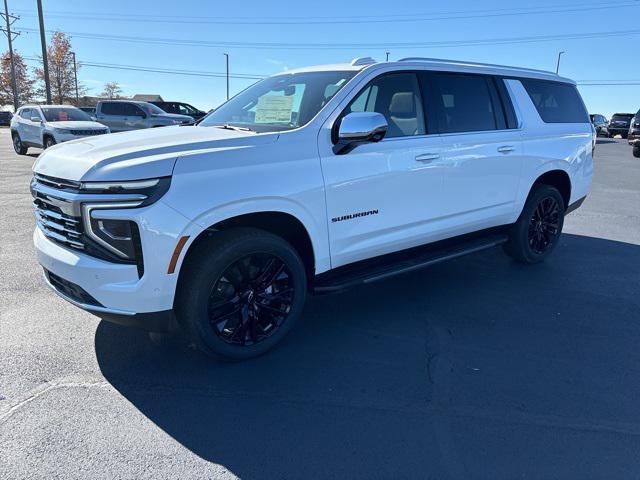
left=11, top=105, right=109, bottom=154
left=31, top=57, right=593, bottom=360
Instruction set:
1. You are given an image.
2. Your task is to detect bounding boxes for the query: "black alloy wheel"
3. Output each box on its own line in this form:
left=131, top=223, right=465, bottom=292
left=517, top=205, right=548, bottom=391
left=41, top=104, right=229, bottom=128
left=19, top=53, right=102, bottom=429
left=503, top=184, right=565, bottom=264
left=528, top=196, right=561, bottom=255
left=208, top=253, right=295, bottom=346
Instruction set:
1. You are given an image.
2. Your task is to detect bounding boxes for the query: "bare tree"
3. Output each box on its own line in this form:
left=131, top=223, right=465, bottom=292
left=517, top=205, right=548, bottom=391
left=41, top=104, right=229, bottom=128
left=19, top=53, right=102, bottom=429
left=100, top=81, right=123, bottom=99
left=0, top=50, right=35, bottom=108
left=35, top=32, right=79, bottom=104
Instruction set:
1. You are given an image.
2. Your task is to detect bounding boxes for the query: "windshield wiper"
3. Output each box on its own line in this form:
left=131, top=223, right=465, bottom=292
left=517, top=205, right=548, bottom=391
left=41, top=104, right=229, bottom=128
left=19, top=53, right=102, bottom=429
left=213, top=124, right=256, bottom=133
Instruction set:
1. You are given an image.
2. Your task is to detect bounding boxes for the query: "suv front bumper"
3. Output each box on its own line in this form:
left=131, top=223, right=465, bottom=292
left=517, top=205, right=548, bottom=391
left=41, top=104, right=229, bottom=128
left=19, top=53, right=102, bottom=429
left=34, top=199, right=193, bottom=331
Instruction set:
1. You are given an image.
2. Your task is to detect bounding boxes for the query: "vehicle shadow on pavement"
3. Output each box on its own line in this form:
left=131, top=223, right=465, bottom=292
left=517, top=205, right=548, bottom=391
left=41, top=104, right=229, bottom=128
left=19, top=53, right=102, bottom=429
left=95, top=233, right=640, bottom=479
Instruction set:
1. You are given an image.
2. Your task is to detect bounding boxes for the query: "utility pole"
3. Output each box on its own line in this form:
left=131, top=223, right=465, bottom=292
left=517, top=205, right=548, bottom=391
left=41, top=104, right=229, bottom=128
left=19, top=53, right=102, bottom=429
left=556, top=51, right=565, bottom=75
left=2, top=0, right=19, bottom=111
left=385, top=52, right=390, bottom=62
left=71, top=51, right=78, bottom=103
left=223, top=53, right=229, bottom=100
left=36, top=0, right=51, bottom=103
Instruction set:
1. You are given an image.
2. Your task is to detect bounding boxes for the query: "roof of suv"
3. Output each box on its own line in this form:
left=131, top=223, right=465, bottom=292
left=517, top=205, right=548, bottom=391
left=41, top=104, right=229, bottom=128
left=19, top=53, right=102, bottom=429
left=285, top=57, right=574, bottom=84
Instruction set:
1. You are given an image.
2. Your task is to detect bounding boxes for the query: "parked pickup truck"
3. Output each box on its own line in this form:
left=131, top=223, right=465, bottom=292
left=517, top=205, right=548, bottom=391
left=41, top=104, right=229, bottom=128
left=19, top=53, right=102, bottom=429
left=95, top=100, right=194, bottom=132
left=31, top=57, right=593, bottom=360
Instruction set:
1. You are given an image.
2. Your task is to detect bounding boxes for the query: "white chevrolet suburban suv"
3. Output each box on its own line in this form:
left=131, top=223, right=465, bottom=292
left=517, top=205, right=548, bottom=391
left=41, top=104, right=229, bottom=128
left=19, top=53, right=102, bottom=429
left=31, top=57, right=593, bottom=360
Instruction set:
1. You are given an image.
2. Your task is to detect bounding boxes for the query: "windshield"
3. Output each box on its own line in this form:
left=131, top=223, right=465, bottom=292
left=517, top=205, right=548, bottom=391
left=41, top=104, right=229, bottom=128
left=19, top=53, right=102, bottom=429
left=200, top=70, right=357, bottom=132
left=41, top=107, right=92, bottom=122
left=140, top=102, right=169, bottom=116
left=612, top=114, right=634, bottom=121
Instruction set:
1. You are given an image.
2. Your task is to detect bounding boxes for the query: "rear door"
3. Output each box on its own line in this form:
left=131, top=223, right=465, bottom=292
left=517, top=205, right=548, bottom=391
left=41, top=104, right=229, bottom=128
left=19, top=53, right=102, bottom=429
left=97, top=102, right=127, bottom=131
left=19, top=108, right=41, bottom=145
left=427, top=72, right=523, bottom=226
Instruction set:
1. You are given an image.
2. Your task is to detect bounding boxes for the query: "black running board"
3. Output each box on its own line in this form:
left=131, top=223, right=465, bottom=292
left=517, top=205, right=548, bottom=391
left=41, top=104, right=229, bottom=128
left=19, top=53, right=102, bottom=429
left=313, top=230, right=508, bottom=294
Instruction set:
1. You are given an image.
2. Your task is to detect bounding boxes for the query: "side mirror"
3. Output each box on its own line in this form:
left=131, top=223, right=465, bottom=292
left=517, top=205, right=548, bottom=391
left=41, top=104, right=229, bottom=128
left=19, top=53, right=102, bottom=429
left=30, top=116, right=42, bottom=123
left=333, top=112, right=388, bottom=154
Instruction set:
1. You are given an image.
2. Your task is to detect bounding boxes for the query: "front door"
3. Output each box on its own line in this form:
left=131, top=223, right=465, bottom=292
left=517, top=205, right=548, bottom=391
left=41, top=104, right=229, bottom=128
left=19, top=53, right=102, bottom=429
left=319, top=71, right=445, bottom=268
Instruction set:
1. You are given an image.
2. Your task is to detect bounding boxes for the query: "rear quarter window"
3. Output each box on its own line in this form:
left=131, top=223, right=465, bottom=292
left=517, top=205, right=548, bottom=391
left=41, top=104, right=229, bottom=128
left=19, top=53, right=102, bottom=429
left=521, top=79, right=589, bottom=123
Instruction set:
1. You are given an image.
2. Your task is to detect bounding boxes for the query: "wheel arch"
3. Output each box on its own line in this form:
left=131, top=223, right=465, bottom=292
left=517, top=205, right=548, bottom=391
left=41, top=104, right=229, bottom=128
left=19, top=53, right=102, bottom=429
left=176, top=210, right=320, bottom=293
left=531, top=169, right=571, bottom=208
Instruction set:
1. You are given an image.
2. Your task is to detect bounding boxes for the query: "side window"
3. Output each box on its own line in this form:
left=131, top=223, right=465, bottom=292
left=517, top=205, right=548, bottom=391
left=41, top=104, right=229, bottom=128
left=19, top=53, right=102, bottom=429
left=101, top=103, right=125, bottom=115
left=123, top=103, right=139, bottom=116
left=19, top=108, right=31, bottom=119
left=521, top=79, right=589, bottom=123
left=431, top=73, right=499, bottom=133
left=345, top=73, right=425, bottom=138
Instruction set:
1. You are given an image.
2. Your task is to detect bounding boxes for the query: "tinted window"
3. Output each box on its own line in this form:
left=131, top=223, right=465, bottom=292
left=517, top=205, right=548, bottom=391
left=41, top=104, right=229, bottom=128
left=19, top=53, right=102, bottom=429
left=432, top=73, right=498, bottom=133
left=611, top=114, right=634, bottom=122
left=125, top=103, right=146, bottom=116
left=521, top=79, right=588, bottom=123
left=101, top=102, right=126, bottom=115
left=346, top=73, right=426, bottom=138
left=41, top=107, right=91, bottom=122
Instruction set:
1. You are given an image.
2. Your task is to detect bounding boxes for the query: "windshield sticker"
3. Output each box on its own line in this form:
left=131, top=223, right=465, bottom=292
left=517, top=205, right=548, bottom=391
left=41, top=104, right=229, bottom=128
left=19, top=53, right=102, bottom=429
left=254, top=95, right=294, bottom=123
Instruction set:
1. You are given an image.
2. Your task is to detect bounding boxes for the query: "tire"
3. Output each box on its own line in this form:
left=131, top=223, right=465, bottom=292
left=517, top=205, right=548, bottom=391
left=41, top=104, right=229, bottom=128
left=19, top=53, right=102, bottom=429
left=12, top=132, right=28, bottom=155
left=633, top=146, right=640, bottom=158
left=175, top=228, right=307, bottom=360
left=503, top=184, right=565, bottom=264
left=43, top=135, right=56, bottom=149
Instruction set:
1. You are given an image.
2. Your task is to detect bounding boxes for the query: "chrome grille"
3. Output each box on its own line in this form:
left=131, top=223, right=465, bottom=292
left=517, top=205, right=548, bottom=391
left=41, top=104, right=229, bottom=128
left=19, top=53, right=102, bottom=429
left=33, top=197, right=84, bottom=250
left=70, top=129, right=107, bottom=136
left=33, top=173, right=81, bottom=192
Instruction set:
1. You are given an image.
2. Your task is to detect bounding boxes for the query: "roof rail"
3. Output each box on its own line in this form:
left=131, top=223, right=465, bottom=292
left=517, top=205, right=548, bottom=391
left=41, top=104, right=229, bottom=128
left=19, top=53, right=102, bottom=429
left=351, top=57, right=377, bottom=66
left=398, top=57, right=557, bottom=76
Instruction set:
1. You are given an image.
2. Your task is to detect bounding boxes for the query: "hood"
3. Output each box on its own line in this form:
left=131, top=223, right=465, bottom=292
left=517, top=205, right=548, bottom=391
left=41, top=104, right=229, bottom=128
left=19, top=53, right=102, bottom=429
left=46, top=120, right=107, bottom=130
left=33, top=125, right=278, bottom=182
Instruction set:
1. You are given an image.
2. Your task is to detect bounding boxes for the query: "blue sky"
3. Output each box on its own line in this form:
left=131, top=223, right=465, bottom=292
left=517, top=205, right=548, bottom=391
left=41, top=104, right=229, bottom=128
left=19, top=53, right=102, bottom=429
left=6, top=0, right=640, bottom=117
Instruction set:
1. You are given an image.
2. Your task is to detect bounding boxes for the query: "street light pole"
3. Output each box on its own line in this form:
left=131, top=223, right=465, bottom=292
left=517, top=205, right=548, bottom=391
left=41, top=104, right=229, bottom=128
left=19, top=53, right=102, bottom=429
left=556, top=51, right=565, bottom=74
left=36, top=0, right=51, bottom=103
left=71, top=51, right=78, bottom=103
left=223, top=53, right=229, bottom=100
left=2, top=0, right=19, bottom=111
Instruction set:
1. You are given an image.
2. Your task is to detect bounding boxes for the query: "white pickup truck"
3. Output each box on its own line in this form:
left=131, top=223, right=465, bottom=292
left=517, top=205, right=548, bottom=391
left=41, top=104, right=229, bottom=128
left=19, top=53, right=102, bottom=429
left=31, top=57, right=593, bottom=360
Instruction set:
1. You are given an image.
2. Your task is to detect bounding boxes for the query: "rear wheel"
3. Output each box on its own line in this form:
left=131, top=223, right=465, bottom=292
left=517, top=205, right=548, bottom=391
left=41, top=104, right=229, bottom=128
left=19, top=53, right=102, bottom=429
left=633, top=146, right=640, bottom=158
left=504, top=184, right=565, bottom=264
left=12, top=132, right=28, bottom=155
left=175, top=228, right=307, bottom=360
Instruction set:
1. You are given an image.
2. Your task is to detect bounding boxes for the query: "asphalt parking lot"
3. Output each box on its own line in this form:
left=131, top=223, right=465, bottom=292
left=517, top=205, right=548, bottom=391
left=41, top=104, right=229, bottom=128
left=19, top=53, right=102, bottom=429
left=1, top=128, right=639, bottom=479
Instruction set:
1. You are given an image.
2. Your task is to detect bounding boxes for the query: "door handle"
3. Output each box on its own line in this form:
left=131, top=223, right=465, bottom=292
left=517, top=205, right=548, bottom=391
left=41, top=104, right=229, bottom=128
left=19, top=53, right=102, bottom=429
left=497, top=145, right=515, bottom=153
left=415, top=153, right=440, bottom=163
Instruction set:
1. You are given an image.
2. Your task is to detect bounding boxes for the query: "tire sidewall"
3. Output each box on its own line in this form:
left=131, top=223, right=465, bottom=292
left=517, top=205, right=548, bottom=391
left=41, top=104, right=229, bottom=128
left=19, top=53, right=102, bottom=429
left=511, top=185, right=565, bottom=263
left=178, top=230, right=307, bottom=360
left=44, top=136, right=56, bottom=149
left=12, top=133, right=25, bottom=154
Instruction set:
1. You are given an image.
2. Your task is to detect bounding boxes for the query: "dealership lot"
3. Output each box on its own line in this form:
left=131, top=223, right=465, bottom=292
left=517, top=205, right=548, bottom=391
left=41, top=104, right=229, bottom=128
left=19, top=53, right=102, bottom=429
left=1, top=128, right=639, bottom=478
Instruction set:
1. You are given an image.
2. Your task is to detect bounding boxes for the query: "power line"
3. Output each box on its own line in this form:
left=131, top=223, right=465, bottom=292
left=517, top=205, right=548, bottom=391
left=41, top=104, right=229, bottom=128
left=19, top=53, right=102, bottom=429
left=12, top=2, right=640, bottom=25
left=22, top=56, right=265, bottom=80
left=18, top=27, right=640, bottom=50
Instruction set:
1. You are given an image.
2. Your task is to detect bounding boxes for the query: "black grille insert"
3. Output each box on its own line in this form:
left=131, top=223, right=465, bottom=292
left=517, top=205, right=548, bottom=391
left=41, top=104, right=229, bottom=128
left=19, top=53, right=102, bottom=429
left=45, top=269, right=102, bottom=306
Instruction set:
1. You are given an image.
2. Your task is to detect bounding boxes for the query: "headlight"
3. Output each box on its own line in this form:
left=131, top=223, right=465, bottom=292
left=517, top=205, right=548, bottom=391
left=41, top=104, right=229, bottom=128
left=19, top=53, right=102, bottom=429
left=79, top=177, right=171, bottom=206
left=83, top=207, right=142, bottom=260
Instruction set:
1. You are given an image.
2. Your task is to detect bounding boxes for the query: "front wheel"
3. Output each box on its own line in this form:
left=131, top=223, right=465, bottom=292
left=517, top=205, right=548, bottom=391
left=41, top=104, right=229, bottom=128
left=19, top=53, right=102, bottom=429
left=633, top=146, right=640, bottom=158
left=175, top=228, right=307, bottom=360
left=504, top=185, right=565, bottom=264
left=43, top=136, right=56, bottom=149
